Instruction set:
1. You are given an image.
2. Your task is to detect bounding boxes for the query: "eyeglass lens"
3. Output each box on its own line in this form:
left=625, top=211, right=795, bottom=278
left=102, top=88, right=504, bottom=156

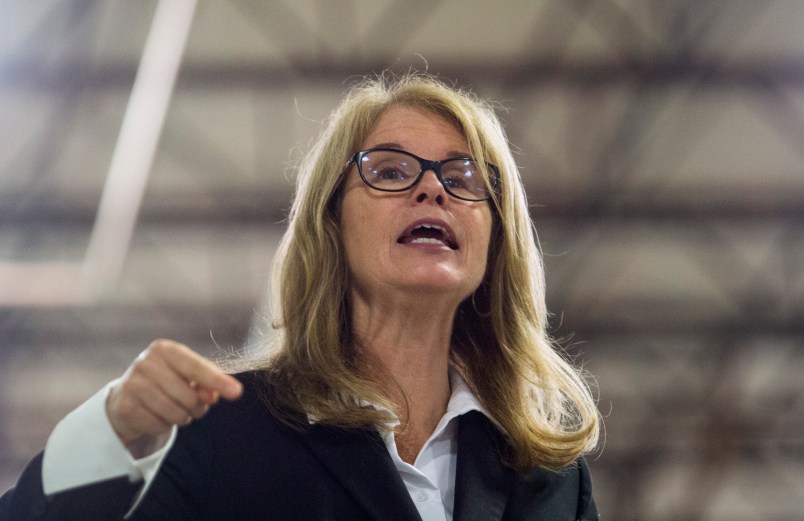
left=358, top=150, right=491, bottom=201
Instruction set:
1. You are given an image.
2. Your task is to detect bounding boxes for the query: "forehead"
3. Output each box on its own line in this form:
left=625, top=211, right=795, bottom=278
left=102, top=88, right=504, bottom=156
left=362, top=106, right=468, bottom=155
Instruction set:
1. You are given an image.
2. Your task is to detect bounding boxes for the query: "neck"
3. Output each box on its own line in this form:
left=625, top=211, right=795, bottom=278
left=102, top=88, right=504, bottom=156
left=350, top=290, right=456, bottom=431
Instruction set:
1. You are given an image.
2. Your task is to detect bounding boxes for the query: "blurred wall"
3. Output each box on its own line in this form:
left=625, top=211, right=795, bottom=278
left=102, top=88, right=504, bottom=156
left=1, top=1, right=803, bottom=519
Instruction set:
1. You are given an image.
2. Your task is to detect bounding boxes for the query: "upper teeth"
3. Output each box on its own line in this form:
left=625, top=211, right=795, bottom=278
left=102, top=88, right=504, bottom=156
left=409, top=224, right=453, bottom=248
left=417, top=224, right=445, bottom=232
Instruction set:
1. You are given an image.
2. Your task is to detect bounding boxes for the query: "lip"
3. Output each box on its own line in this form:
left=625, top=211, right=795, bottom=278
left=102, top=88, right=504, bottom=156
left=397, top=218, right=459, bottom=250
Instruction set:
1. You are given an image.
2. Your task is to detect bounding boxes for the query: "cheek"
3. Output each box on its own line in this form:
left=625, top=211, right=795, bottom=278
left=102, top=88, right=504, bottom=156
left=340, top=209, right=363, bottom=262
left=469, top=210, right=494, bottom=272
left=479, top=208, right=494, bottom=250
left=340, top=195, right=380, bottom=266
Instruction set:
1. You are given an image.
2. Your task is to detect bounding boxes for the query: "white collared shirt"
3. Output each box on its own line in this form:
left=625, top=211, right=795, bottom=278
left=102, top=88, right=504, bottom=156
left=373, top=369, right=486, bottom=521
left=41, top=370, right=488, bottom=521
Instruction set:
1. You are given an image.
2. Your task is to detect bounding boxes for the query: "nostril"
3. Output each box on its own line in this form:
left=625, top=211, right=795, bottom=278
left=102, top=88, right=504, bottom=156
left=416, top=193, right=427, bottom=203
left=435, top=194, right=445, bottom=205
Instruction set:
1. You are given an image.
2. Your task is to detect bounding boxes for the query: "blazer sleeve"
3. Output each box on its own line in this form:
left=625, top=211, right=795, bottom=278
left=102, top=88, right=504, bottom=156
left=125, top=407, right=214, bottom=520
left=499, top=455, right=600, bottom=521
left=576, top=457, right=599, bottom=521
left=0, top=452, right=140, bottom=521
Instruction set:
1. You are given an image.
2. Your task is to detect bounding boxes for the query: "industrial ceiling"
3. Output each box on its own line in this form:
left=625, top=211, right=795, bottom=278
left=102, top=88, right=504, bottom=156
left=1, top=1, right=803, bottom=519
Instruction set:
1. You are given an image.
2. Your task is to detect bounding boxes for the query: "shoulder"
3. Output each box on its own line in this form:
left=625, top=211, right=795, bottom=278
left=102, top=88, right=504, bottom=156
left=193, top=369, right=304, bottom=436
left=164, top=369, right=301, bottom=471
left=509, top=458, right=598, bottom=520
left=141, top=371, right=317, bottom=518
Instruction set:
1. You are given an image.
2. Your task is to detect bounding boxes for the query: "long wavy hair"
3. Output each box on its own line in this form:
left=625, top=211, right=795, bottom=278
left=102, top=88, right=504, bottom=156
left=247, top=72, right=599, bottom=472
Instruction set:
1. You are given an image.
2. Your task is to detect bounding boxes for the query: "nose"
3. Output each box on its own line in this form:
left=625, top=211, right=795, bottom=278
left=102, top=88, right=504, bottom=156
left=412, top=169, right=446, bottom=206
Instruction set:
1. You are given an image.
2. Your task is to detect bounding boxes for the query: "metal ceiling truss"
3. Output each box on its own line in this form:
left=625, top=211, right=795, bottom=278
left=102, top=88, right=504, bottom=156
left=1, top=1, right=803, bottom=517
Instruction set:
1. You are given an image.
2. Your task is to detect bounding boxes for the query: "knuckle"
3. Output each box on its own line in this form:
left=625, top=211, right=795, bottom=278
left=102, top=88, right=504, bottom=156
left=149, top=339, right=180, bottom=357
left=129, top=357, right=148, bottom=376
left=149, top=339, right=168, bottom=355
left=122, top=374, right=146, bottom=395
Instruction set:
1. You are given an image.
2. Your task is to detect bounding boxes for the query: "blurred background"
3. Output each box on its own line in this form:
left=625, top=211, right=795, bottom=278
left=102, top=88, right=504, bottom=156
left=1, top=1, right=803, bottom=519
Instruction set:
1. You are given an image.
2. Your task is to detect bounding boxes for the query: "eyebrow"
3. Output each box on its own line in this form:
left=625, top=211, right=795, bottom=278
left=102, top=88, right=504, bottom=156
left=369, top=142, right=471, bottom=159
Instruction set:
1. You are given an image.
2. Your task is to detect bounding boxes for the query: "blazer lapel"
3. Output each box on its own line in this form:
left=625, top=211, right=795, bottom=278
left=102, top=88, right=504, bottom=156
left=452, top=411, right=513, bottom=521
left=301, top=424, right=423, bottom=521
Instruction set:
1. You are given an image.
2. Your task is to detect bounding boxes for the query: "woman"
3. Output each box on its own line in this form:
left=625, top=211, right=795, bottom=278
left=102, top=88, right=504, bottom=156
left=0, top=73, right=600, bottom=520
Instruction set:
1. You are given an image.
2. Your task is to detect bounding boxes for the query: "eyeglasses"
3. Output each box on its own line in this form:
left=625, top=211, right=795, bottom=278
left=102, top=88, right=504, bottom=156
left=345, top=148, right=499, bottom=202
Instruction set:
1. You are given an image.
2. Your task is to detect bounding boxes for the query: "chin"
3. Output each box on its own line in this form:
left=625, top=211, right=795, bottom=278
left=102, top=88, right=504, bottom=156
left=400, top=271, right=480, bottom=297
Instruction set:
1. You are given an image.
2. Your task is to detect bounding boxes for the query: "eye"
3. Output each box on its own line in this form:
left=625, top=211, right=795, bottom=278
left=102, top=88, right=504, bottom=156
left=365, top=155, right=416, bottom=184
left=441, top=160, right=483, bottom=192
left=373, top=166, right=407, bottom=181
left=441, top=174, right=468, bottom=189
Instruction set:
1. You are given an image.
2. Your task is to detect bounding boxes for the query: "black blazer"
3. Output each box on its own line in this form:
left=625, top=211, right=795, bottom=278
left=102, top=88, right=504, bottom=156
left=1, top=372, right=598, bottom=520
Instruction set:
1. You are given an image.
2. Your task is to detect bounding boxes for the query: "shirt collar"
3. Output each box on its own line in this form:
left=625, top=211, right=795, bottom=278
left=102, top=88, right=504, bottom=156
left=371, top=367, right=491, bottom=432
left=445, top=367, right=488, bottom=421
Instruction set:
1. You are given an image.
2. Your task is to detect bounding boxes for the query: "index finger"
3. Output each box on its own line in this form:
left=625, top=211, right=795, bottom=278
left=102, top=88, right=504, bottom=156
left=152, top=340, right=243, bottom=400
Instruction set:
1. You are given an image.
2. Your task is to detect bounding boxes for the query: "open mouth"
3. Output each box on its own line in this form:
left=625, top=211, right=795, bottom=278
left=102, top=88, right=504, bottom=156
left=397, top=222, right=458, bottom=250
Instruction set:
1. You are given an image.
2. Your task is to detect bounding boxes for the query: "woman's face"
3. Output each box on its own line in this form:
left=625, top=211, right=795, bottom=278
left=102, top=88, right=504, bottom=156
left=339, top=106, right=493, bottom=306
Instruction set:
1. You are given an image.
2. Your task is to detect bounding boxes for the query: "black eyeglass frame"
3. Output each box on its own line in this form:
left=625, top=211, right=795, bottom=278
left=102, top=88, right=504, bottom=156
left=345, top=147, right=500, bottom=202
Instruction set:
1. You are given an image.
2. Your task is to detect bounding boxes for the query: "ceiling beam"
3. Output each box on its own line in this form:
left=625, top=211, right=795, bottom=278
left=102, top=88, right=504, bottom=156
left=5, top=58, right=804, bottom=91
left=80, top=0, right=197, bottom=300
left=1, top=190, right=802, bottom=224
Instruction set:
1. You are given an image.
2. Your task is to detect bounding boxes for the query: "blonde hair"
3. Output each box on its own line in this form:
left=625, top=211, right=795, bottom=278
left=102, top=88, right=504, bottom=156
left=251, top=72, right=599, bottom=472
